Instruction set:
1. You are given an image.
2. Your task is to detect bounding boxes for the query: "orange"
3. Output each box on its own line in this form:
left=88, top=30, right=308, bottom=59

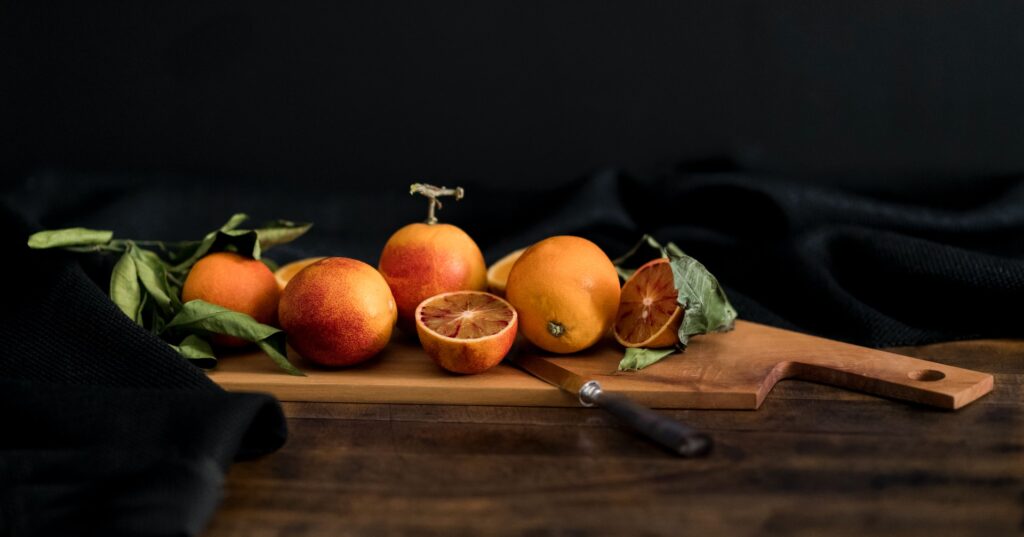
left=505, top=236, right=620, bottom=354
left=278, top=257, right=397, bottom=366
left=181, top=251, right=281, bottom=346
left=378, top=223, right=486, bottom=331
left=274, top=257, right=326, bottom=290
left=415, top=291, right=518, bottom=374
left=485, top=247, right=526, bottom=297
left=613, top=258, right=682, bottom=348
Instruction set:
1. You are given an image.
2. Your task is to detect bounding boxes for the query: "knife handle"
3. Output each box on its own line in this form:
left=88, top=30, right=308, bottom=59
left=580, top=381, right=712, bottom=458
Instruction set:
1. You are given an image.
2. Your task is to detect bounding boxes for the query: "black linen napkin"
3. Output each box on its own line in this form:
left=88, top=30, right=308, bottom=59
left=0, top=206, right=286, bottom=536
left=619, top=169, right=1024, bottom=346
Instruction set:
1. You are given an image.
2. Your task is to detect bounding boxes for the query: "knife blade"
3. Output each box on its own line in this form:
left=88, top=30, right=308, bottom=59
left=508, top=347, right=712, bottom=458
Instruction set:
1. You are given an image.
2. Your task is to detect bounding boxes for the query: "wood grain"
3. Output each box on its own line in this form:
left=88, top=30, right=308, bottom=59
left=203, top=337, right=1024, bottom=537
left=207, top=321, right=993, bottom=409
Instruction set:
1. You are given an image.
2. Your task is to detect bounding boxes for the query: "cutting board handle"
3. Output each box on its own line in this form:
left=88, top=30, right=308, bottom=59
left=781, top=347, right=994, bottom=410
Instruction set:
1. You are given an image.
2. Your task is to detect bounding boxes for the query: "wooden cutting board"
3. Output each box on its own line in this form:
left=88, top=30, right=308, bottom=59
left=207, top=320, right=993, bottom=409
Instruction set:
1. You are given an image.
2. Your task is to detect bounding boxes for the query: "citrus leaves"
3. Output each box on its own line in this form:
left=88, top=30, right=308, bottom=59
left=164, top=300, right=303, bottom=376
left=619, top=347, right=676, bottom=372
left=171, top=334, right=217, bottom=368
left=27, top=213, right=312, bottom=375
left=256, top=219, right=314, bottom=250
left=671, top=254, right=737, bottom=346
left=110, top=246, right=145, bottom=323
left=27, top=227, right=114, bottom=250
left=167, top=214, right=311, bottom=271
left=614, top=234, right=738, bottom=371
left=132, top=247, right=181, bottom=315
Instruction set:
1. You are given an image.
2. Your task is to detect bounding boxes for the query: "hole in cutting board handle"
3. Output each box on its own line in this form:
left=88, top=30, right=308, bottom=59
left=908, top=369, right=945, bottom=382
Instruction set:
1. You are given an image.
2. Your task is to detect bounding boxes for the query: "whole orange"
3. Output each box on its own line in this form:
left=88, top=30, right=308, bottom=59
left=505, top=236, right=620, bottom=354
left=378, top=223, right=486, bottom=330
left=278, top=257, right=396, bottom=366
left=181, top=251, right=281, bottom=346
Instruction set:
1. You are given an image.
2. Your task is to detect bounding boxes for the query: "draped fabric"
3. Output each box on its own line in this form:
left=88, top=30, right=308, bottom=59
left=2, top=167, right=1022, bottom=534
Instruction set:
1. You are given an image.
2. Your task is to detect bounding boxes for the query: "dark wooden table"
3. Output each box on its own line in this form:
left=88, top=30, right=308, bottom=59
left=205, top=340, right=1023, bottom=537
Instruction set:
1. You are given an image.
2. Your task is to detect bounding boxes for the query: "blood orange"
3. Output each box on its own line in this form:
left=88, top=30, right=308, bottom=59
left=613, top=258, right=682, bottom=348
left=415, top=291, right=518, bottom=374
left=379, top=184, right=487, bottom=332
left=279, top=257, right=397, bottom=367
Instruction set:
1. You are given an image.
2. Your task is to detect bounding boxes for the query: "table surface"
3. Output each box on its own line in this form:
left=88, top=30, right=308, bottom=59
left=204, top=338, right=1023, bottom=537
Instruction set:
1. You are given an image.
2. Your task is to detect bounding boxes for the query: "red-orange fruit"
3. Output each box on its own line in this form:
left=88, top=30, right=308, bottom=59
left=613, top=258, right=683, bottom=348
left=378, top=223, right=486, bottom=331
left=278, top=257, right=397, bottom=367
left=181, top=251, right=281, bottom=347
left=415, top=291, right=518, bottom=374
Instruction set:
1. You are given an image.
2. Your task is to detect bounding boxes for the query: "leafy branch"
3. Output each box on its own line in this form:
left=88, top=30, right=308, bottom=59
left=27, top=214, right=312, bottom=375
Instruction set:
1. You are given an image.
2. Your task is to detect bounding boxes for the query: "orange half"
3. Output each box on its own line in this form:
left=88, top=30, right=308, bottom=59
left=613, top=258, right=682, bottom=348
left=415, top=291, right=518, bottom=374
left=274, top=257, right=326, bottom=290
left=485, top=247, right=526, bottom=297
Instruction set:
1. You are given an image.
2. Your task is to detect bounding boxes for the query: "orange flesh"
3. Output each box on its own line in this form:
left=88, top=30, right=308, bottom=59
left=615, top=262, right=679, bottom=344
left=419, top=293, right=515, bottom=339
left=490, top=259, right=514, bottom=282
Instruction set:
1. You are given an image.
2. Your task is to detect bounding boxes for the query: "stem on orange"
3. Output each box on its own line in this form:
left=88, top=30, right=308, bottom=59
left=410, top=183, right=464, bottom=225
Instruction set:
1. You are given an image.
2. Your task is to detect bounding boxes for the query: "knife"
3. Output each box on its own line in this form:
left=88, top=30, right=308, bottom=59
left=508, top=346, right=712, bottom=457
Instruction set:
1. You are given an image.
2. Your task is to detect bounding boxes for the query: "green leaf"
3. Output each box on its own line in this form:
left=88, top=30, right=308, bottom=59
left=163, top=299, right=304, bottom=376
left=255, top=220, right=313, bottom=251
left=168, top=214, right=251, bottom=271
left=254, top=339, right=303, bottom=376
left=166, top=215, right=308, bottom=272
left=618, top=347, right=677, bottom=371
left=670, top=254, right=737, bottom=346
left=109, top=247, right=143, bottom=323
left=220, top=213, right=249, bottom=232
left=147, top=295, right=165, bottom=334
left=613, top=234, right=659, bottom=266
left=665, top=241, right=686, bottom=259
left=130, top=247, right=181, bottom=314
left=27, top=228, right=113, bottom=249
left=219, top=229, right=262, bottom=259
left=169, top=230, right=262, bottom=272
left=165, top=238, right=209, bottom=267
left=613, top=235, right=685, bottom=282
left=171, top=335, right=217, bottom=369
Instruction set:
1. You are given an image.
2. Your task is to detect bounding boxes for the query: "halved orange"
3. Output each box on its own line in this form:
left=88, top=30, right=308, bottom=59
left=415, top=291, right=518, bottom=374
left=613, top=258, right=682, bottom=348
left=485, top=247, right=526, bottom=297
left=274, top=257, right=326, bottom=290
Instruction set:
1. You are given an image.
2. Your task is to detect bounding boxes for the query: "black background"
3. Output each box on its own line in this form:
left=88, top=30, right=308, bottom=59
left=4, top=0, right=1024, bottom=348
left=3, top=4, right=1024, bottom=534
left=5, top=1, right=1024, bottom=194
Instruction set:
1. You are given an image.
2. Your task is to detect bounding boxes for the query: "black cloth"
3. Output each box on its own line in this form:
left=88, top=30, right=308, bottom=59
left=623, top=169, right=1024, bottom=346
left=2, top=167, right=1023, bottom=535
left=1, top=206, right=286, bottom=536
